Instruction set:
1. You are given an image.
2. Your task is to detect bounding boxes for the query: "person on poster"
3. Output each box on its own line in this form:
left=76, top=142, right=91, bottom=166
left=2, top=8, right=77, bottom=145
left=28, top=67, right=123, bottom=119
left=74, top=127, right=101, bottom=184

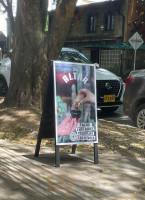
left=78, top=88, right=95, bottom=105
left=58, top=117, right=81, bottom=136
left=57, top=88, right=95, bottom=137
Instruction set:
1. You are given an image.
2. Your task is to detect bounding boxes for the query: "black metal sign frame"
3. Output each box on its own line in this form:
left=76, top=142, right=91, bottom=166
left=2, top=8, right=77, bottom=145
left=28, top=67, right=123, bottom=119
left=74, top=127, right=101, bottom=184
left=34, top=62, right=98, bottom=167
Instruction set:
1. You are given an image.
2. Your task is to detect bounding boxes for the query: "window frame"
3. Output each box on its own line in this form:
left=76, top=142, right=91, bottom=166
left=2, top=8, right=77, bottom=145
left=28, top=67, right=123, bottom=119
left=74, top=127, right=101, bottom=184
left=105, top=12, right=115, bottom=31
left=87, top=14, right=97, bottom=33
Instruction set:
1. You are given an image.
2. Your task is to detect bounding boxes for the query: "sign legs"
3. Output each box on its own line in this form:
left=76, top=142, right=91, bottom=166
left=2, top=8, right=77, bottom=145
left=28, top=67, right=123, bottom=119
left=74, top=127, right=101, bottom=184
left=55, top=145, right=60, bottom=167
left=94, top=143, right=99, bottom=164
left=71, top=145, right=77, bottom=154
left=34, top=132, right=41, bottom=157
left=134, top=50, right=137, bottom=71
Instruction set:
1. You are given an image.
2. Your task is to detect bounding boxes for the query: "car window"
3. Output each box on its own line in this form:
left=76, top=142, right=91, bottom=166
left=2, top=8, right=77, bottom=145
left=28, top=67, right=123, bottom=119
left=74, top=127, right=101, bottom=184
left=59, top=51, right=91, bottom=64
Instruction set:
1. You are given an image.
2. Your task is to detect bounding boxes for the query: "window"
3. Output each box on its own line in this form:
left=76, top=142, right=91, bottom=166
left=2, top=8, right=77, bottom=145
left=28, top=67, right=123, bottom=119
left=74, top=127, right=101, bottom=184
left=105, top=13, right=114, bottom=31
left=87, top=15, right=97, bottom=33
left=59, top=51, right=91, bottom=64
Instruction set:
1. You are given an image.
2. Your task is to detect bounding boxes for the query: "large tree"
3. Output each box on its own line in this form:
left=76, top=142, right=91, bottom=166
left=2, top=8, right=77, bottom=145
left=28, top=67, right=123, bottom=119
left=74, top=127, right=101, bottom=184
left=2, top=0, right=77, bottom=108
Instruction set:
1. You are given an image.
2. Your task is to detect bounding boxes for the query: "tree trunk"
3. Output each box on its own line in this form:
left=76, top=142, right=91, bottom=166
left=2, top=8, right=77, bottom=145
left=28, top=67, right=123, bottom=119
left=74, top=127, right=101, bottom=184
left=7, top=0, right=15, bottom=34
left=4, top=0, right=48, bottom=108
left=3, top=0, right=77, bottom=108
left=41, top=0, right=77, bottom=100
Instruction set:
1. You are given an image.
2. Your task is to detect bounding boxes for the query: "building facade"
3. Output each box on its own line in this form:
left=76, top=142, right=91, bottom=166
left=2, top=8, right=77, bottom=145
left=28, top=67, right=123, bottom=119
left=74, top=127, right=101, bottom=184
left=63, top=0, right=145, bottom=76
left=65, top=0, right=128, bottom=67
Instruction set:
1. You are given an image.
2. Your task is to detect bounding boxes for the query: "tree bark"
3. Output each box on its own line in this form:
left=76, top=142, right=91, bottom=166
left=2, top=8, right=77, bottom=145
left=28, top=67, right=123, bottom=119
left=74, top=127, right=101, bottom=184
left=41, top=0, right=77, bottom=100
left=3, top=0, right=77, bottom=108
left=4, top=0, right=48, bottom=108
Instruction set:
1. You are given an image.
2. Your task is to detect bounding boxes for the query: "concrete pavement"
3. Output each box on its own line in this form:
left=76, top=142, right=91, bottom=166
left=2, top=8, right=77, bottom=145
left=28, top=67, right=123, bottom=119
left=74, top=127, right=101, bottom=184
left=0, top=139, right=145, bottom=200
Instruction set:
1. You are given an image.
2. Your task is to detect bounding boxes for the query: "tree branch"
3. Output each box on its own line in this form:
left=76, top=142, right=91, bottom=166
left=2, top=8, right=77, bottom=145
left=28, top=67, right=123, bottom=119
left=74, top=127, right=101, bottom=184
left=6, top=0, right=11, bottom=8
left=5, top=0, right=15, bottom=34
left=0, top=0, right=8, bottom=10
left=40, top=0, right=48, bottom=31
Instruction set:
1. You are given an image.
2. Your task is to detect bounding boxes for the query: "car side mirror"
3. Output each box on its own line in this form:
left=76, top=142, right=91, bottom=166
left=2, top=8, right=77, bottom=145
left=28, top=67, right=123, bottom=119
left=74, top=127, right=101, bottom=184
left=95, top=63, right=99, bottom=68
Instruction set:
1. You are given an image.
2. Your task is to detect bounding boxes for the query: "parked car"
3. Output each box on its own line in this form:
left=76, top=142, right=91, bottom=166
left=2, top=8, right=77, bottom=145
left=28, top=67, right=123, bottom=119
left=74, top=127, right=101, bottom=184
left=0, top=48, right=124, bottom=113
left=0, top=50, right=11, bottom=96
left=123, top=69, right=145, bottom=129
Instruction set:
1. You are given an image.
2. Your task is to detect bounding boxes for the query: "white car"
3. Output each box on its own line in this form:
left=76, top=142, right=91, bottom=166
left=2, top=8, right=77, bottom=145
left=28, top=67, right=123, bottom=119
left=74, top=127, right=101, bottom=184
left=0, top=52, right=11, bottom=96
left=0, top=48, right=124, bottom=113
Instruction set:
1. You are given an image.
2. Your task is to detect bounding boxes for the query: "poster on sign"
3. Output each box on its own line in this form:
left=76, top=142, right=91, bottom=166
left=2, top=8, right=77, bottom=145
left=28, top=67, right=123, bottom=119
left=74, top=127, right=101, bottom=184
left=53, top=61, right=98, bottom=145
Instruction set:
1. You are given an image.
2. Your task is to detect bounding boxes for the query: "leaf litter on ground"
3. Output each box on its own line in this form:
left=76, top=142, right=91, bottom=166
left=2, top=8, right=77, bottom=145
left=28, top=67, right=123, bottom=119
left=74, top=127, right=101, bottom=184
left=0, top=107, right=144, bottom=158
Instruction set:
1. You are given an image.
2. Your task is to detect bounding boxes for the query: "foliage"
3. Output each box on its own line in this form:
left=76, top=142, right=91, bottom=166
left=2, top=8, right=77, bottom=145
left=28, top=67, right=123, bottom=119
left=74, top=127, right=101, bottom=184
left=129, top=0, right=145, bottom=41
left=56, top=96, right=65, bottom=114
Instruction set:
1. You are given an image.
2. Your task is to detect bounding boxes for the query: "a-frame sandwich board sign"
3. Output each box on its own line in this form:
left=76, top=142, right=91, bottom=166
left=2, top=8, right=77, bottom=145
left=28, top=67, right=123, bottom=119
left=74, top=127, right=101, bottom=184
left=35, top=61, right=98, bottom=167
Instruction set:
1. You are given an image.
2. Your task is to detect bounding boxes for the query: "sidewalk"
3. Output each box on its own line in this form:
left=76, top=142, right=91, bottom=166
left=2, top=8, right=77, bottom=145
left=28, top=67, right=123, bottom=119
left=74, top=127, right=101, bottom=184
left=0, top=139, right=145, bottom=200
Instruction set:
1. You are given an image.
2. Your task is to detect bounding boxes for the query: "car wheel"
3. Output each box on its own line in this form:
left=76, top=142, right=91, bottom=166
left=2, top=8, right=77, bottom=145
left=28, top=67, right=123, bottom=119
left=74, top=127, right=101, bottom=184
left=100, top=106, right=119, bottom=113
left=134, top=104, right=145, bottom=129
left=0, top=78, right=8, bottom=97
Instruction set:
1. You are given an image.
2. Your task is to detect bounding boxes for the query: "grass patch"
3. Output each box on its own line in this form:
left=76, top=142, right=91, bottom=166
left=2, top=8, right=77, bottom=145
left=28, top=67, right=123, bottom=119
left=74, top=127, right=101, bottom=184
left=88, top=186, right=102, bottom=195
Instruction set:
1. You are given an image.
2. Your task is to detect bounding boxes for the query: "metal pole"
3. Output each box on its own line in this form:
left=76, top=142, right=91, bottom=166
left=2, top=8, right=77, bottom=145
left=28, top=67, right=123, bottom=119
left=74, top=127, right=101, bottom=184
left=134, top=50, right=136, bottom=71
left=100, top=30, right=103, bottom=67
left=100, top=25, right=104, bottom=67
left=94, top=143, right=99, bottom=164
left=55, top=145, right=60, bottom=167
left=71, top=145, right=77, bottom=154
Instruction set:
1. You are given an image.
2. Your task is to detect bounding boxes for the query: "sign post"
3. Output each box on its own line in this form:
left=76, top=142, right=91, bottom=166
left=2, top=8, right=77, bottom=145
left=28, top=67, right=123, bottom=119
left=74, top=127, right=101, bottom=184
left=129, top=32, right=144, bottom=70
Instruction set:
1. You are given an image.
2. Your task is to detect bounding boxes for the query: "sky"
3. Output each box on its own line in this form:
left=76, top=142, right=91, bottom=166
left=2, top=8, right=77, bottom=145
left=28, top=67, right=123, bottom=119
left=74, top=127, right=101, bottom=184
left=0, top=9, right=7, bottom=35
left=77, top=0, right=111, bottom=5
left=0, top=0, right=111, bottom=36
left=48, top=0, right=111, bottom=10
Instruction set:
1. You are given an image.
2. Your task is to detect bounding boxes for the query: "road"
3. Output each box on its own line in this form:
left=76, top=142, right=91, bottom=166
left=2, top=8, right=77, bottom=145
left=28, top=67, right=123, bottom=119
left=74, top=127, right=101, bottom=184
left=98, top=105, right=134, bottom=127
